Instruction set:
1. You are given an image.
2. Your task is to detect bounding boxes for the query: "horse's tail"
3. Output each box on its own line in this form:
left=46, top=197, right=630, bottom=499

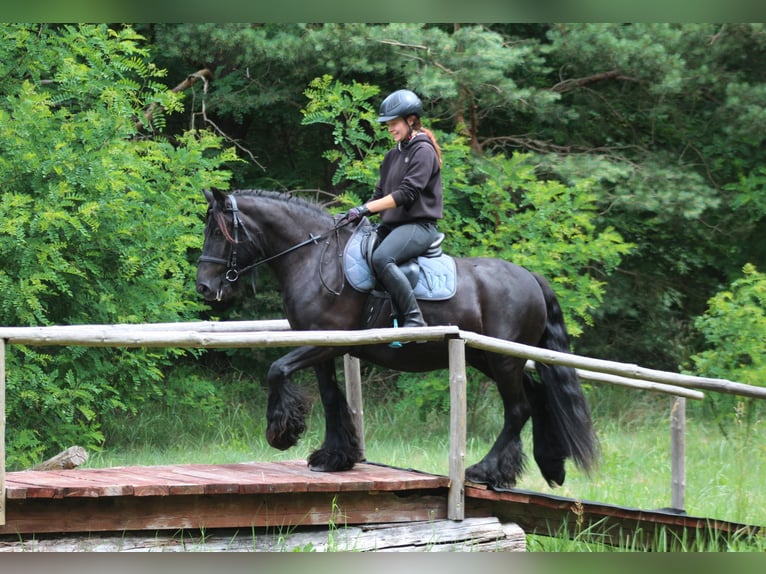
left=528, top=272, right=598, bottom=483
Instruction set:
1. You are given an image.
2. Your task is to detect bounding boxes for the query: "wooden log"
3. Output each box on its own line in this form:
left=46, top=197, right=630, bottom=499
left=343, top=355, right=365, bottom=458
left=670, top=397, right=686, bottom=511
left=0, top=319, right=291, bottom=339
left=0, top=322, right=747, bottom=399
left=0, top=325, right=461, bottom=348
left=462, top=330, right=766, bottom=400
left=30, top=446, right=88, bottom=471
left=0, top=517, right=525, bottom=552
left=569, top=365, right=704, bottom=400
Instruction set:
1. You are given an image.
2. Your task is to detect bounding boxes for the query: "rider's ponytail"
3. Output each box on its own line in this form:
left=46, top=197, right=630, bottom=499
left=410, top=117, right=442, bottom=167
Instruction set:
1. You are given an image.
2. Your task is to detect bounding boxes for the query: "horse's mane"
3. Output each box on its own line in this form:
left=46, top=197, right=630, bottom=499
left=231, top=189, right=332, bottom=221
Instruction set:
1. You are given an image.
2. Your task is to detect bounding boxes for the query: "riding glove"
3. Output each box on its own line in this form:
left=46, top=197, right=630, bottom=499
left=345, top=205, right=371, bottom=222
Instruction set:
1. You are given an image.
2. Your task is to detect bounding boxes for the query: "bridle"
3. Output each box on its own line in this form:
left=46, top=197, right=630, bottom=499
left=198, top=194, right=350, bottom=293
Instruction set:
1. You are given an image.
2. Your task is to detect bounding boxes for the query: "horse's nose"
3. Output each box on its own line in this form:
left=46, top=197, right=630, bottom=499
left=196, top=280, right=213, bottom=297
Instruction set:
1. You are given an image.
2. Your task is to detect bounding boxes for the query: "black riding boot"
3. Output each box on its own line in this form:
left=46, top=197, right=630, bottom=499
left=379, top=263, right=427, bottom=328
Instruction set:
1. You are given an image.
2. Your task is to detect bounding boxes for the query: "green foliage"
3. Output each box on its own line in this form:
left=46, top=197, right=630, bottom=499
left=0, top=24, right=237, bottom=468
left=688, top=264, right=765, bottom=424
left=690, top=263, right=765, bottom=386
left=301, top=75, right=385, bottom=187
left=440, top=145, right=633, bottom=335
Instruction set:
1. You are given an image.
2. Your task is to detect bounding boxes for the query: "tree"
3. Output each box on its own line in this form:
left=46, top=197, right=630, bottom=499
left=524, top=24, right=766, bottom=370
left=0, top=24, right=237, bottom=468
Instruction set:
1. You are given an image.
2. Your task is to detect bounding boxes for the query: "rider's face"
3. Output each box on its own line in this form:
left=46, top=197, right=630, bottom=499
left=385, top=117, right=412, bottom=143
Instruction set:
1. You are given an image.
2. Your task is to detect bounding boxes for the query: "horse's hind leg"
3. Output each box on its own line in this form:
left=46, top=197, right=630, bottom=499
left=307, top=358, right=363, bottom=472
left=466, top=356, right=530, bottom=489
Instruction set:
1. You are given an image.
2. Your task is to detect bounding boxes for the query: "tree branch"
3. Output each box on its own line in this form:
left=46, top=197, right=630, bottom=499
left=550, top=69, right=637, bottom=93
left=138, top=68, right=213, bottom=130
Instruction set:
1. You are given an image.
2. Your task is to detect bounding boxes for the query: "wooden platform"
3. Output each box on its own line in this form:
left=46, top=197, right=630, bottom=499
left=2, top=459, right=760, bottom=551
left=1, top=460, right=457, bottom=535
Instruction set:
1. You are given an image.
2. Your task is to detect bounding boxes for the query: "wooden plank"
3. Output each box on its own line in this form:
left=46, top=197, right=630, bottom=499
left=234, top=461, right=353, bottom=493
left=289, top=460, right=450, bottom=492
left=465, top=485, right=762, bottom=548
left=352, top=462, right=450, bottom=491
left=133, top=467, right=207, bottom=496
left=163, top=465, right=248, bottom=495
left=54, top=467, right=173, bottom=498
left=235, top=466, right=305, bottom=495
left=3, top=461, right=450, bottom=501
left=4, top=470, right=125, bottom=499
left=4, top=481, right=62, bottom=500
left=0, top=490, right=449, bottom=535
left=0, top=518, right=526, bottom=552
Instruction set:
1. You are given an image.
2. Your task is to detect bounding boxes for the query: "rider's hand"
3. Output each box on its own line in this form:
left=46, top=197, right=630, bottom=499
left=345, top=205, right=371, bottom=222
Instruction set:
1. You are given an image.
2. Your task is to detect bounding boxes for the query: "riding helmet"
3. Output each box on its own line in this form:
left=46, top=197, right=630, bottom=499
left=376, top=89, right=423, bottom=122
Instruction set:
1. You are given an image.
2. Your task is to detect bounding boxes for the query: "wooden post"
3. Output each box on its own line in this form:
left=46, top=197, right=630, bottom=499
left=448, top=337, right=467, bottom=521
left=670, top=396, right=686, bottom=511
left=343, top=354, right=365, bottom=459
left=1, top=338, right=5, bottom=526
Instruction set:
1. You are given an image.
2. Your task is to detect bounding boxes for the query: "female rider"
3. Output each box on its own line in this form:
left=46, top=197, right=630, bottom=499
left=344, top=89, right=443, bottom=329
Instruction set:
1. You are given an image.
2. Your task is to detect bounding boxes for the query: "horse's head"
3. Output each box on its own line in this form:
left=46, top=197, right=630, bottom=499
left=196, top=189, right=258, bottom=303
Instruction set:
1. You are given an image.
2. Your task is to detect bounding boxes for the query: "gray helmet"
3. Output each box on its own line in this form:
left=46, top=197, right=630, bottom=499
left=376, top=89, right=423, bottom=122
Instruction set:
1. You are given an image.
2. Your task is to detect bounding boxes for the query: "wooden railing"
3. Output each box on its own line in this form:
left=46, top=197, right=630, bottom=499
left=2, top=320, right=764, bottom=525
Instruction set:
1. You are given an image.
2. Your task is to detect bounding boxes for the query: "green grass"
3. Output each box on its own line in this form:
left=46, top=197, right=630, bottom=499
left=89, top=383, right=766, bottom=551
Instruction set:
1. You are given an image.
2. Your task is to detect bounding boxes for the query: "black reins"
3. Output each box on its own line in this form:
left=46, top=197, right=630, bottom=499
left=198, top=194, right=350, bottom=286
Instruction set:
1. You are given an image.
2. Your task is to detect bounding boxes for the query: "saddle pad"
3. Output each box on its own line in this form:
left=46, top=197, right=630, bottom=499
left=343, top=222, right=457, bottom=301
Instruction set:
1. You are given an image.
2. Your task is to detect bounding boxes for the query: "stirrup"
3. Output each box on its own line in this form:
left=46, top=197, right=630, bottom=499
left=389, top=318, right=403, bottom=349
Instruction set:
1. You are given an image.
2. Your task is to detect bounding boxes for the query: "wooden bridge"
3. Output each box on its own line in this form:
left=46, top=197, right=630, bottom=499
left=1, top=320, right=764, bottom=551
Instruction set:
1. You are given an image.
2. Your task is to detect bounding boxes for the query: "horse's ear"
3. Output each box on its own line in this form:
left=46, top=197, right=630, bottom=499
left=203, top=188, right=226, bottom=205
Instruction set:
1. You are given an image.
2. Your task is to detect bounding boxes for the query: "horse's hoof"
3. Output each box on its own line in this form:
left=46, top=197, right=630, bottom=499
left=308, top=449, right=357, bottom=472
left=466, top=462, right=517, bottom=490
left=465, top=464, right=489, bottom=485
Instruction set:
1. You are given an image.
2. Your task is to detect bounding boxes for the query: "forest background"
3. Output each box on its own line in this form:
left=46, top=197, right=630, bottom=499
left=0, top=23, right=764, bottom=470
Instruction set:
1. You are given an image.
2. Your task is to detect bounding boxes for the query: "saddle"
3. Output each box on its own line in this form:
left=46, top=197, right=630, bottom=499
left=343, top=218, right=457, bottom=302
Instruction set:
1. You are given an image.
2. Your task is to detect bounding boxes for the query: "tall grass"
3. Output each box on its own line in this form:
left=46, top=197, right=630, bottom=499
left=91, top=375, right=765, bottom=551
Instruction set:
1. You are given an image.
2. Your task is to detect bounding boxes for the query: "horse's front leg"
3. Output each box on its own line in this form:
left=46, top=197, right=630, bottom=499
left=308, top=358, right=364, bottom=472
left=265, top=345, right=361, bottom=472
left=265, top=346, right=313, bottom=451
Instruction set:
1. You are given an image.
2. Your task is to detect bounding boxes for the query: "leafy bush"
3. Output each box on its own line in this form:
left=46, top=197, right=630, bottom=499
left=688, top=263, right=766, bottom=426
left=0, top=24, right=237, bottom=468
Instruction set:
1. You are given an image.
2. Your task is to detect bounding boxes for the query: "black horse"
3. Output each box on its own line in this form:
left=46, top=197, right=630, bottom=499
left=196, top=189, right=597, bottom=489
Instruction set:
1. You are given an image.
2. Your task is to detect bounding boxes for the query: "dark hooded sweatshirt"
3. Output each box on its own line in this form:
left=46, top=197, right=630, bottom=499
left=371, top=134, right=443, bottom=225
